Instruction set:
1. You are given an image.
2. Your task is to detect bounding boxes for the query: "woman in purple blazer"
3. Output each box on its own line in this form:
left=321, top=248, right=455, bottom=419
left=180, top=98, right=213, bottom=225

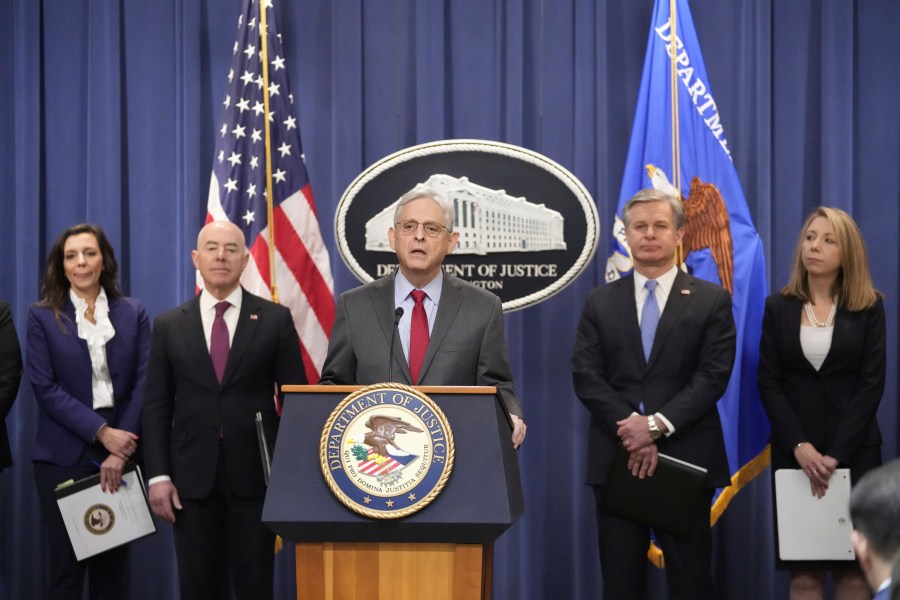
left=759, top=207, right=886, bottom=600
left=27, top=224, right=150, bottom=600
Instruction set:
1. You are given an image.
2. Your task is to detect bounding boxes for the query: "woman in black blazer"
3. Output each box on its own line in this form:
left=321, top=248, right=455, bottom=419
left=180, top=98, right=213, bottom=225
left=759, top=207, right=886, bottom=600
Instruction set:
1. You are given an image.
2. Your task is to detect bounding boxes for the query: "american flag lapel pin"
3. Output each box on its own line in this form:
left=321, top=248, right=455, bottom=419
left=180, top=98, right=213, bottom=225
left=250, top=314, right=259, bottom=320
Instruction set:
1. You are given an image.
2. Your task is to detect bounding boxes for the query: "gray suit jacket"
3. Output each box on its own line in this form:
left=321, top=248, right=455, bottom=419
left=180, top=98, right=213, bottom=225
left=319, top=272, right=522, bottom=417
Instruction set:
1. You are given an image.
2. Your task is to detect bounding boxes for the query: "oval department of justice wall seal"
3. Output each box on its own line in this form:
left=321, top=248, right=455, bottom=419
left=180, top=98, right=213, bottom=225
left=335, top=139, right=600, bottom=312
left=320, top=383, right=455, bottom=519
left=84, top=504, right=115, bottom=535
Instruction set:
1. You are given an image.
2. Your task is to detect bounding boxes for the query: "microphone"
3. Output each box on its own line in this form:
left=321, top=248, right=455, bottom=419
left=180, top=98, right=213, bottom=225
left=388, top=307, right=404, bottom=382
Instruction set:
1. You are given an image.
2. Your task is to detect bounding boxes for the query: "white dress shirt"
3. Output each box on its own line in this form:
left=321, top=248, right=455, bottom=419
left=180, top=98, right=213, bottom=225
left=394, top=271, right=442, bottom=361
left=633, top=266, right=678, bottom=326
left=198, top=286, right=243, bottom=350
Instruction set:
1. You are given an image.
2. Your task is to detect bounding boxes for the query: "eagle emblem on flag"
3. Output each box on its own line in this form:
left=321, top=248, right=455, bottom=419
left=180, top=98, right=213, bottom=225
left=646, top=164, right=735, bottom=295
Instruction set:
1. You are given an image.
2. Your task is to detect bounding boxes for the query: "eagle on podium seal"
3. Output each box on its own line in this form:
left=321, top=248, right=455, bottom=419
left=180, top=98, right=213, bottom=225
left=320, top=383, right=455, bottom=519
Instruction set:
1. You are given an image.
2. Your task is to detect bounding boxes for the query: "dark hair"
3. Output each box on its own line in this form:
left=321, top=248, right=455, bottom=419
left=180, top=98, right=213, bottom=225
left=38, top=224, right=121, bottom=317
left=849, top=458, right=900, bottom=563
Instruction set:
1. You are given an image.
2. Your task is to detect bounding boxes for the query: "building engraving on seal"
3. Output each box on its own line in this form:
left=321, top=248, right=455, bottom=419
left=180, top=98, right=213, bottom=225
left=364, top=174, right=566, bottom=255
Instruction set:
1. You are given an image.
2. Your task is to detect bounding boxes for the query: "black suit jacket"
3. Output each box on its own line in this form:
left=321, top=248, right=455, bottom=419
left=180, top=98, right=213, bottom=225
left=572, top=270, right=736, bottom=488
left=758, top=294, right=885, bottom=473
left=0, top=301, right=22, bottom=470
left=142, top=289, right=304, bottom=499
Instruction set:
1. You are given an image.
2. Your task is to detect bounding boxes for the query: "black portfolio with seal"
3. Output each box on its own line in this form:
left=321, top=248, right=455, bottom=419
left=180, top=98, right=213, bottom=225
left=601, top=445, right=707, bottom=536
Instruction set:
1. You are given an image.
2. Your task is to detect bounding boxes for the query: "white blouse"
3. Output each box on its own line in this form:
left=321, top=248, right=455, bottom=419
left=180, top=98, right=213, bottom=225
left=70, top=289, right=116, bottom=409
left=799, top=325, right=833, bottom=371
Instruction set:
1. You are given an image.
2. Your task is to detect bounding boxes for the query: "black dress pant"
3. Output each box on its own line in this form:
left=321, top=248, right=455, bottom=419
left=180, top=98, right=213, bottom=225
left=173, top=441, right=274, bottom=600
left=593, top=486, right=716, bottom=600
left=33, top=442, right=128, bottom=600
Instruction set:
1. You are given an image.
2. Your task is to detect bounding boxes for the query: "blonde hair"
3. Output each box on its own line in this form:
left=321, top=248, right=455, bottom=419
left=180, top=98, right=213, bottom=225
left=781, top=206, right=879, bottom=311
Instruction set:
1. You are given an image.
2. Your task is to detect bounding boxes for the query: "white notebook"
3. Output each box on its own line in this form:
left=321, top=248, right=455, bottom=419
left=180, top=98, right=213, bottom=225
left=775, top=468, right=855, bottom=561
left=55, top=465, right=157, bottom=561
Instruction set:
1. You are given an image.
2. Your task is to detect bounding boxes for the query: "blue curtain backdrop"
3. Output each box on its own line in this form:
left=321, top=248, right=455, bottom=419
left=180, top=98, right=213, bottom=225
left=1, top=1, right=897, bottom=598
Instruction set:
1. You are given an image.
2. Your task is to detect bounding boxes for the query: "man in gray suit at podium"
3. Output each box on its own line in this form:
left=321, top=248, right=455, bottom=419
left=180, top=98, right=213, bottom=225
left=319, top=185, right=526, bottom=449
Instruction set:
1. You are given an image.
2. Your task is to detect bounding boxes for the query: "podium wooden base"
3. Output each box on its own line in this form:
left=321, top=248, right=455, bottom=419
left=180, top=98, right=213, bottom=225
left=295, top=542, right=492, bottom=600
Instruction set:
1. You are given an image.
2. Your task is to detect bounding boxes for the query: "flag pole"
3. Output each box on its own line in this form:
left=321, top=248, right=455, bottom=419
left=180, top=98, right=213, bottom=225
left=668, top=0, right=685, bottom=266
left=258, top=0, right=279, bottom=303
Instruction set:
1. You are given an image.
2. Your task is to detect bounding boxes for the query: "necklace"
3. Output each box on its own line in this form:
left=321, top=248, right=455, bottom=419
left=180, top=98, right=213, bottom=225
left=804, top=300, right=837, bottom=327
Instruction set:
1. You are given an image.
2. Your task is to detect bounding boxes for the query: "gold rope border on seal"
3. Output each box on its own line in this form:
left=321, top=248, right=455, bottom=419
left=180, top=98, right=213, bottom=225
left=318, top=382, right=456, bottom=520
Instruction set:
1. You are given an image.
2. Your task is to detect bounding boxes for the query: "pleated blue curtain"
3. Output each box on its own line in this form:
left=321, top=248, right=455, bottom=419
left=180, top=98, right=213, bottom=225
left=1, top=1, right=897, bottom=598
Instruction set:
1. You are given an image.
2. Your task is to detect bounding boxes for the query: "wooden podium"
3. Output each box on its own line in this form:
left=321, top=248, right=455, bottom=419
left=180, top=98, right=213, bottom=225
left=263, top=385, right=525, bottom=600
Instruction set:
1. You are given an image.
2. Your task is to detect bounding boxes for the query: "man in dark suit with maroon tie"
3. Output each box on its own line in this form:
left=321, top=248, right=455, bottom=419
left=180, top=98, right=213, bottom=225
left=142, top=221, right=304, bottom=600
left=572, top=188, right=736, bottom=600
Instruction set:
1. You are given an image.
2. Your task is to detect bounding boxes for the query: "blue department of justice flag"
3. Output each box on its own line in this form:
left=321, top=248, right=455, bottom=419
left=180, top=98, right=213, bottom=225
left=606, top=0, right=770, bottom=525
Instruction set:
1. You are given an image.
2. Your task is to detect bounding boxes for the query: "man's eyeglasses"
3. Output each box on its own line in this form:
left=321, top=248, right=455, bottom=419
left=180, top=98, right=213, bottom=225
left=395, top=220, right=450, bottom=237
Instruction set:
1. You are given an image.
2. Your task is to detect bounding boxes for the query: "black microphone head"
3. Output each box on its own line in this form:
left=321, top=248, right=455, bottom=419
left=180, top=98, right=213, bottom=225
left=393, top=306, right=404, bottom=324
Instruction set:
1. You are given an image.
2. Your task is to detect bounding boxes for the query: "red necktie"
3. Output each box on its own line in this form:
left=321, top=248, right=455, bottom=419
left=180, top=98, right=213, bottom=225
left=210, top=301, right=231, bottom=383
left=409, top=290, right=429, bottom=384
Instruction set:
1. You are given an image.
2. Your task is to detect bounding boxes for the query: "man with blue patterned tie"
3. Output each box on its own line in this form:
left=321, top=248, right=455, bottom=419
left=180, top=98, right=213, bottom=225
left=849, top=458, right=900, bottom=600
left=572, top=188, right=736, bottom=600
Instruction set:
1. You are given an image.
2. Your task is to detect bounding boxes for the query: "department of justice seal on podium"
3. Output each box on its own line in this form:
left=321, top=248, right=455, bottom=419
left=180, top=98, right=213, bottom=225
left=320, top=383, right=455, bottom=519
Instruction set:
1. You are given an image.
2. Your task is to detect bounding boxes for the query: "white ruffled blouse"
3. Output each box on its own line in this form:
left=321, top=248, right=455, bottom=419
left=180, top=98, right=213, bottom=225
left=70, top=288, right=116, bottom=409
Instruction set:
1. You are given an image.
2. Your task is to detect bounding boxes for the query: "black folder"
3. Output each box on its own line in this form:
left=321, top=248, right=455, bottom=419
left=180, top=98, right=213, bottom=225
left=601, top=446, right=707, bottom=536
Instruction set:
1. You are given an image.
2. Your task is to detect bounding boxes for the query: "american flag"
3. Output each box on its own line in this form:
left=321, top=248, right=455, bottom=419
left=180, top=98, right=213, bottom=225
left=207, top=0, right=334, bottom=383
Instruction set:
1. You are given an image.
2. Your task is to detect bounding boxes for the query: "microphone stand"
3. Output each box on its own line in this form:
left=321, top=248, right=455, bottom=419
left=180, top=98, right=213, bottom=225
left=388, top=307, right=404, bottom=382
